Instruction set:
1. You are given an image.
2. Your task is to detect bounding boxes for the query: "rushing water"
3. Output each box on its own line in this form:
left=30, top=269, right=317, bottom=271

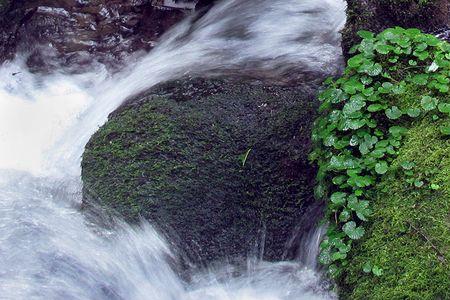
left=0, top=0, right=346, bottom=299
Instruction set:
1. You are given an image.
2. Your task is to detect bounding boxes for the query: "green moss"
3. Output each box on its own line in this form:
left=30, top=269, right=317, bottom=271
left=82, top=77, right=319, bottom=263
left=341, top=119, right=450, bottom=299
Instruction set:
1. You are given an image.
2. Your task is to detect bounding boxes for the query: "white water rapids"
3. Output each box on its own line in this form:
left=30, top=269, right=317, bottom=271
left=0, top=0, right=346, bottom=299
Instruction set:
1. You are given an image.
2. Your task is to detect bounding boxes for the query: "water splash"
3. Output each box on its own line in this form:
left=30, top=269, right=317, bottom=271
left=0, top=0, right=345, bottom=299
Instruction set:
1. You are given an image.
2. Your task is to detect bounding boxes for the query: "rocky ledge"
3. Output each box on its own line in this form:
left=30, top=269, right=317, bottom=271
left=0, top=0, right=214, bottom=70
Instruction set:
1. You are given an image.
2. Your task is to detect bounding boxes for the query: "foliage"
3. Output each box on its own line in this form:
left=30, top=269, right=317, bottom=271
left=310, top=27, right=450, bottom=278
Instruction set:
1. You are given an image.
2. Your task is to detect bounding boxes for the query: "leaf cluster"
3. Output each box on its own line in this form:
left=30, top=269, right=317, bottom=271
left=310, top=27, right=450, bottom=278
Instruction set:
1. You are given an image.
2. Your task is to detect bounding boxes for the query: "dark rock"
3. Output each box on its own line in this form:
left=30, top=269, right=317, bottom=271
left=81, top=77, right=321, bottom=266
left=0, top=0, right=209, bottom=71
left=342, top=0, right=450, bottom=58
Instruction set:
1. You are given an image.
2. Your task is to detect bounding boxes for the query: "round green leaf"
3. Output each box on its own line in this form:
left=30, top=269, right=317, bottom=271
left=375, top=44, right=392, bottom=54
left=385, top=106, right=403, bottom=120
left=342, top=221, right=365, bottom=240
left=406, top=108, right=421, bottom=118
left=440, top=125, right=450, bottom=136
left=414, top=179, right=424, bottom=188
left=375, top=161, right=388, bottom=174
left=421, top=96, right=438, bottom=111
left=401, top=161, right=415, bottom=170
left=438, top=103, right=450, bottom=114
left=372, top=266, right=383, bottom=277
left=363, top=262, right=372, bottom=273
left=368, top=63, right=382, bottom=76
left=330, top=192, right=347, bottom=205
left=347, top=54, right=364, bottom=68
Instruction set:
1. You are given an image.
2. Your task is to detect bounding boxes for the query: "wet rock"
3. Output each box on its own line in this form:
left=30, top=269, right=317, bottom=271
left=0, top=0, right=211, bottom=70
left=81, top=77, right=321, bottom=266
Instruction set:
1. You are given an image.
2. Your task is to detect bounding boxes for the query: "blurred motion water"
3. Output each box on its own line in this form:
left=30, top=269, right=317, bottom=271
left=0, top=0, right=346, bottom=299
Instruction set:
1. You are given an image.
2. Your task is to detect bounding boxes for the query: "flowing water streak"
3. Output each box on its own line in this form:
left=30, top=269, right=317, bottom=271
left=0, top=0, right=346, bottom=299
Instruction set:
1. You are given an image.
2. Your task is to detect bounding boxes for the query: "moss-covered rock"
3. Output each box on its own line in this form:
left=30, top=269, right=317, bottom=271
left=340, top=118, right=450, bottom=299
left=81, top=77, right=320, bottom=264
left=342, top=0, right=450, bottom=57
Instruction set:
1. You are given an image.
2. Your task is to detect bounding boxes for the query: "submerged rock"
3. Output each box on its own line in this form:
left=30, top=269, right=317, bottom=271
left=81, top=77, right=321, bottom=265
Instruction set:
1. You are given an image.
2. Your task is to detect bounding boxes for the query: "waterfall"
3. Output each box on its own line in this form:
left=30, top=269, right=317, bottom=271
left=0, top=0, right=346, bottom=299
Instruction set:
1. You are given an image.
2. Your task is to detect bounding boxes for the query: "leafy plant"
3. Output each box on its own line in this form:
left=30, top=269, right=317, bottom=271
left=311, top=27, right=450, bottom=277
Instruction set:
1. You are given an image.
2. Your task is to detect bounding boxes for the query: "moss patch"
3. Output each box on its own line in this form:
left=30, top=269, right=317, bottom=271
left=81, top=77, right=320, bottom=264
left=340, top=118, right=450, bottom=299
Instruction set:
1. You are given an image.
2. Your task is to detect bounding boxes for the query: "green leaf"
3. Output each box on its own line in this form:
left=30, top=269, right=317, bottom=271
left=389, top=126, right=407, bottom=137
left=440, top=125, right=450, bottom=135
left=436, top=84, right=449, bottom=93
left=421, top=96, right=438, bottom=111
left=367, top=104, right=385, bottom=112
left=385, top=106, right=403, bottom=120
left=438, top=103, right=450, bottom=114
left=329, top=155, right=360, bottom=171
left=413, top=50, right=429, bottom=60
left=331, top=251, right=347, bottom=261
left=319, top=248, right=332, bottom=265
left=239, top=148, right=252, bottom=167
left=357, top=30, right=374, bottom=39
left=406, top=108, right=421, bottom=118
left=363, top=262, right=372, bottom=273
left=431, top=183, right=441, bottom=190
left=342, top=119, right=366, bottom=130
left=330, top=192, right=347, bottom=206
left=343, top=96, right=366, bottom=114
left=416, top=42, right=427, bottom=52
left=343, top=78, right=364, bottom=94
left=375, top=44, right=392, bottom=54
left=348, top=198, right=371, bottom=221
left=414, top=179, right=424, bottom=188
left=401, top=161, right=415, bottom=170
left=332, top=175, right=347, bottom=186
left=328, top=264, right=341, bottom=278
left=347, top=54, right=364, bottom=68
left=359, top=135, right=378, bottom=155
left=342, top=221, right=365, bottom=240
left=362, top=87, right=374, bottom=96
left=372, top=266, right=383, bottom=277
left=375, top=161, right=388, bottom=174
left=347, top=175, right=373, bottom=188
left=411, top=74, right=428, bottom=85
left=323, top=134, right=337, bottom=147
left=366, top=63, right=382, bottom=76
left=339, top=210, right=351, bottom=222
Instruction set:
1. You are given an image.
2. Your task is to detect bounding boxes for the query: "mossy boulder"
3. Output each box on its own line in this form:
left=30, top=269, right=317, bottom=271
left=81, top=77, right=320, bottom=264
left=342, top=0, right=450, bottom=57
